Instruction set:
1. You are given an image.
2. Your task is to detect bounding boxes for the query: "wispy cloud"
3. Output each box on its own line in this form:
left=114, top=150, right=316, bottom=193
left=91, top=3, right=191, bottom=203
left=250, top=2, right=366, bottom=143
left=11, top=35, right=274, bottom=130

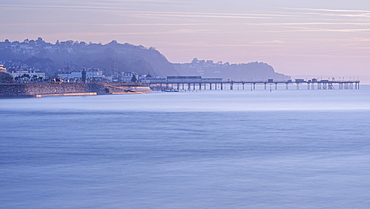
left=0, top=0, right=188, bottom=13
left=133, top=10, right=291, bottom=18
left=89, top=0, right=182, bottom=2
left=284, top=7, right=370, bottom=14
left=0, top=4, right=129, bottom=11
left=241, top=22, right=370, bottom=26
left=156, top=41, right=289, bottom=48
left=0, top=22, right=215, bottom=27
left=5, top=21, right=370, bottom=27
left=1, top=4, right=293, bottom=21
left=42, top=29, right=209, bottom=36
left=281, top=26, right=370, bottom=33
left=282, top=7, right=370, bottom=18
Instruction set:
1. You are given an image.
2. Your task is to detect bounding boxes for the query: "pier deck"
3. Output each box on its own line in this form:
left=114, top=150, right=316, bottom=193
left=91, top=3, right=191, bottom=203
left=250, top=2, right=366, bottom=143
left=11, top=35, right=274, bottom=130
left=149, top=80, right=360, bottom=91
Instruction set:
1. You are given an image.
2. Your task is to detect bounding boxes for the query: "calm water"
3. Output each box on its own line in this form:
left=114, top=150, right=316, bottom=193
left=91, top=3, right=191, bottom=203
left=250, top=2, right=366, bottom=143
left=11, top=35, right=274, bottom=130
left=1, top=86, right=370, bottom=209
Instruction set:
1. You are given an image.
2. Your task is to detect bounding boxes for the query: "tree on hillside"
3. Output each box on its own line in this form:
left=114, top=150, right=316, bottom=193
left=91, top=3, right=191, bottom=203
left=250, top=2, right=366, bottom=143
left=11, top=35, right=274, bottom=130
left=108, top=40, right=118, bottom=45
left=21, top=74, right=30, bottom=79
left=131, top=74, right=138, bottom=82
left=36, top=37, right=45, bottom=45
left=0, top=72, right=12, bottom=82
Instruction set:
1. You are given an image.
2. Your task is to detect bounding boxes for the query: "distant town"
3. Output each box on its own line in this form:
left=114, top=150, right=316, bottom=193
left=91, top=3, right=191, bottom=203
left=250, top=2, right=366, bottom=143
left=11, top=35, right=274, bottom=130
left=0, top=38, right=292, bottom=84
left=0, top=38, right=360, bottom=97
left=0, top=63, right=163, bottom=84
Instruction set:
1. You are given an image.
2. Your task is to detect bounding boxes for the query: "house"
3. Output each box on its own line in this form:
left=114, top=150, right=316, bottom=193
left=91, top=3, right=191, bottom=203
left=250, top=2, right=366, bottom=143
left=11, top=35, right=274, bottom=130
left=10, top=70, right=46, bottom=81
left=122, top=72, right=136, bottom=82
left=58, top=68, right=104, bottom=81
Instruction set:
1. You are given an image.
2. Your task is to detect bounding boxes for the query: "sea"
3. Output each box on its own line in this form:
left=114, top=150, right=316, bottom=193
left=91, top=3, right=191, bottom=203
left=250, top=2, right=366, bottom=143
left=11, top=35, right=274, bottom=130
left=1, top=85, right=370, bottom=209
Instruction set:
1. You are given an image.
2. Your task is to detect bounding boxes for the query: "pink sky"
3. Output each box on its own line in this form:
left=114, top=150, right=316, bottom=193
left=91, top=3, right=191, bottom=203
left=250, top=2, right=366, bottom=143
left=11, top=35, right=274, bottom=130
left=1, top=0, right=370, bottom=81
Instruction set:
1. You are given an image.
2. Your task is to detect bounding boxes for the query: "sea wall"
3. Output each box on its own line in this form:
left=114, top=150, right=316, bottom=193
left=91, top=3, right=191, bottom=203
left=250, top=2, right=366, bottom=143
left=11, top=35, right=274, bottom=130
left=0, top=83, right=149, bottom=97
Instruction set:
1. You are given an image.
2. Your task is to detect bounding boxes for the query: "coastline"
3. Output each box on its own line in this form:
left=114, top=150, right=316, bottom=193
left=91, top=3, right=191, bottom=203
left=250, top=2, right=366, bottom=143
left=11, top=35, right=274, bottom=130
left=0, top=83, right=152, bottom=98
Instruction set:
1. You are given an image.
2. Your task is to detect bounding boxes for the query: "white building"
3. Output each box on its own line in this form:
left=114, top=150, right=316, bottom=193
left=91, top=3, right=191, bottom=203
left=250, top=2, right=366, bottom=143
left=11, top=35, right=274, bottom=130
left=10, top=70, right=46, bottom=80
left=58, top=68, right=104, bottom=80
left=122, top=72, right=136, bottom=82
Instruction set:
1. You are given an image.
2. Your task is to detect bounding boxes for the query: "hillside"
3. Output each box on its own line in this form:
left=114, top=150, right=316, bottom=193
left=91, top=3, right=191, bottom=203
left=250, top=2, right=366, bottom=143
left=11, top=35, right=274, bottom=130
left=0, top=38, right=178, bottom=77
left=174, top=59, right=290, bottom=81
left=0, top=38, right=290, bottom=81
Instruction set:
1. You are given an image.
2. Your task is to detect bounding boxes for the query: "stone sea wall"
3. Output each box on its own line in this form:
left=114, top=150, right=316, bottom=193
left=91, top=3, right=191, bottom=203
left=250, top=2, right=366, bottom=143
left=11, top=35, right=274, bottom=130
left=0, top=83, right=133, bottom=97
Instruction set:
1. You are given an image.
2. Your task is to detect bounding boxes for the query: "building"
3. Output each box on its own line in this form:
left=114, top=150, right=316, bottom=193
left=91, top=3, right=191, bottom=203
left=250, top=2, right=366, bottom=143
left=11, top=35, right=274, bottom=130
left=295, top=79, right=305, bottom=83
left=140, top=76, right=166, bottom=84
left=201, top=78, right=223, bottom=83
left=167, top=76, right=223, bottom=83
left=10, top=70, right=46, bottom=80
left=58, top=68, right=104, bottom=81
left=122, top=72, right=136, bottom=83
left=167, top=76, right=202, bottom=83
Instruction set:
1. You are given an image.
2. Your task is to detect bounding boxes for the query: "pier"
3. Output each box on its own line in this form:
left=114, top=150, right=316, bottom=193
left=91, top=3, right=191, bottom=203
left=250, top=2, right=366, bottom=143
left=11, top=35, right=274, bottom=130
left=149, top=79, right=360, bottom=91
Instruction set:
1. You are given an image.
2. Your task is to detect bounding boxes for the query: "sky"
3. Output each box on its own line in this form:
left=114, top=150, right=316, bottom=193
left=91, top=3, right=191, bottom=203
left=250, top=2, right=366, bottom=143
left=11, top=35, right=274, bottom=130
left=1, top=0, right=370, bottom=80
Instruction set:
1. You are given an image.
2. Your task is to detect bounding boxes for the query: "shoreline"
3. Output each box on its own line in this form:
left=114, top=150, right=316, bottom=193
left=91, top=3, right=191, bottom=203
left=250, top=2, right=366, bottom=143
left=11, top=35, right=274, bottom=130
left=0, top=83, right=152, bottom=98
left=0, top=91, right=150, bottom=98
